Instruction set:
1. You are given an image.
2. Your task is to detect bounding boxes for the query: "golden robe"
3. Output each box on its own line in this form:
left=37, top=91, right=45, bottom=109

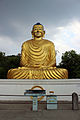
left=7, top=39, right=68, bottom=79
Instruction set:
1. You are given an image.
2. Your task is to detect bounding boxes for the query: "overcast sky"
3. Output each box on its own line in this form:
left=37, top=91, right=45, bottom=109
left=0, top=0, right=80, bottom=64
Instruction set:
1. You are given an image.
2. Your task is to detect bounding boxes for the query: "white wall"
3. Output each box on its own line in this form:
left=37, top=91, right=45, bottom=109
left=0, top=79, right=80, bottom=101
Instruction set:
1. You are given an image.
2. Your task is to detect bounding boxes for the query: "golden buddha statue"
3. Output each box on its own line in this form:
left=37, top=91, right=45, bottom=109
left=7, top=23, right=68, bottom=79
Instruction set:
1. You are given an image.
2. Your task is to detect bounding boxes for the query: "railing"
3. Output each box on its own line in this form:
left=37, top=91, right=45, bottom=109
left=0, top=93, right=79, bottom=110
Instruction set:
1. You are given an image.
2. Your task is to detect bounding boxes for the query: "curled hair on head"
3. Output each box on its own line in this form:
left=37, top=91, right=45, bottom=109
left=32, top=22, right=44, bottom=30
left=34, top=22, right=42, bottom=25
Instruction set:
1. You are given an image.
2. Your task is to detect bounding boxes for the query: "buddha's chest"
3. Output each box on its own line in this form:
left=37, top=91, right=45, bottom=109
left=27, top=43, right=49, bottom=56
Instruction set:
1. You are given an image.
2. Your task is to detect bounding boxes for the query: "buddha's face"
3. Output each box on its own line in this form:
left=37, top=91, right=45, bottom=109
left=32, top=25, right=45, bottom=38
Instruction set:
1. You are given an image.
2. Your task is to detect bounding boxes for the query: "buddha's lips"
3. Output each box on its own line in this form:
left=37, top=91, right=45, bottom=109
left=36, top=32, right=40, bottom=34
left=35, top=32, right=43, bottom=36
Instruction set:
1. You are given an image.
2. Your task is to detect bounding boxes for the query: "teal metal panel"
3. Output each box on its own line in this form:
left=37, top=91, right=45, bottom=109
left=33, top=96, right=38, bottom=111
left=47, top=95, right=57, bottom=109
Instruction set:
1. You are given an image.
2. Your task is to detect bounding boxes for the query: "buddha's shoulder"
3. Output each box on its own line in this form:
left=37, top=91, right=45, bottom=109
left=22, top=39, right=33, bottom=46
left=43, top=39, right=54, bottom=45
left=22, top=39, right=54, bottom=46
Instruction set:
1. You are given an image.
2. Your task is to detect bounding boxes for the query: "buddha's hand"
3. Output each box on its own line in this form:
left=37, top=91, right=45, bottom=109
left=40, top=66, right=55, bottom=69
left=39, top=66, right=50, bottom=69
left=33, top=64, right=41, bottom=68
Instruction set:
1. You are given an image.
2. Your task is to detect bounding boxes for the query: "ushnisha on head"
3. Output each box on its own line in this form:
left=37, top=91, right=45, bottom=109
left=31, top=23, right=45, bottom=38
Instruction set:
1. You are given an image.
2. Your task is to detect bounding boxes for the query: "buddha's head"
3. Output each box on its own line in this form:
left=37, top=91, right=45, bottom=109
left=31, top=23, right=45, bottom=38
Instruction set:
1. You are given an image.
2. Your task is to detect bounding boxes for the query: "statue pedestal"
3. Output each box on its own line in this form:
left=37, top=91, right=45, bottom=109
left=0, top=79, right=80, bottom=101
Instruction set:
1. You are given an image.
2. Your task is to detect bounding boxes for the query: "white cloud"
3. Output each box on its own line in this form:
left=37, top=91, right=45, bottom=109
left=0, top=36, right=21, bottom=55
left=45, top=19, right=80, bottom=64
left=68, top=20, right=80, bottom=48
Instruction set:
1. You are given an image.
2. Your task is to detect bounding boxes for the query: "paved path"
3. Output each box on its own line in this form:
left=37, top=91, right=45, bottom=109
left=0, top=102, right=80, bottom=120
left=0, top=109, right=80, bottom=120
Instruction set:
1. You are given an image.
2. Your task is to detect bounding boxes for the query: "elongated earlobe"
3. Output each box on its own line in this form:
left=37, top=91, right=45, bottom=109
left=43, top=31, right=45, bottom=38
left=43, top=34, right=45, bottom=38
left=31, top=31, right=34, bottom=38
left=32, top=35, right=34, bottom=38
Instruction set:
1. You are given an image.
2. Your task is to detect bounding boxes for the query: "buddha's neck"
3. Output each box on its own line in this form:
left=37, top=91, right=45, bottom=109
left=34, top=37, right=43, bottom=41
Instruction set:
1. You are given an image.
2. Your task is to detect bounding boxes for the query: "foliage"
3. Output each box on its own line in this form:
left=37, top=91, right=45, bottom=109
left=0, top=52, right=20, bottom=79
left=58, top=50, right=80, bottom=78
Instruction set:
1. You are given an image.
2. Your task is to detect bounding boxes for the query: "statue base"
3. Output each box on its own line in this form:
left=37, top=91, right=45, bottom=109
left=0, top=79, right=80, bottom=101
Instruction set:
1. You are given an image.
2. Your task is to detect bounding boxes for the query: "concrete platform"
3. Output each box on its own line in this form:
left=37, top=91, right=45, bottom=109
left=0, top=101, right=80, bottom=120
left=0, top=79, right=80, bottom=101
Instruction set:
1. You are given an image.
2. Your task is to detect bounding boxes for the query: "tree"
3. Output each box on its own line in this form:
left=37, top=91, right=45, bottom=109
left=58, top=50, right=80, bottom=78
left=0, top=52, right=20, bottom=79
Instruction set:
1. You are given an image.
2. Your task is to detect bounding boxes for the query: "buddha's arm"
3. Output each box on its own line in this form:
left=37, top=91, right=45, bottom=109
left=20, top=43, right=28, bottom=67
left=39, top=42, right=56, bottom=69
left=47, top=43, right=56, bottom=67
